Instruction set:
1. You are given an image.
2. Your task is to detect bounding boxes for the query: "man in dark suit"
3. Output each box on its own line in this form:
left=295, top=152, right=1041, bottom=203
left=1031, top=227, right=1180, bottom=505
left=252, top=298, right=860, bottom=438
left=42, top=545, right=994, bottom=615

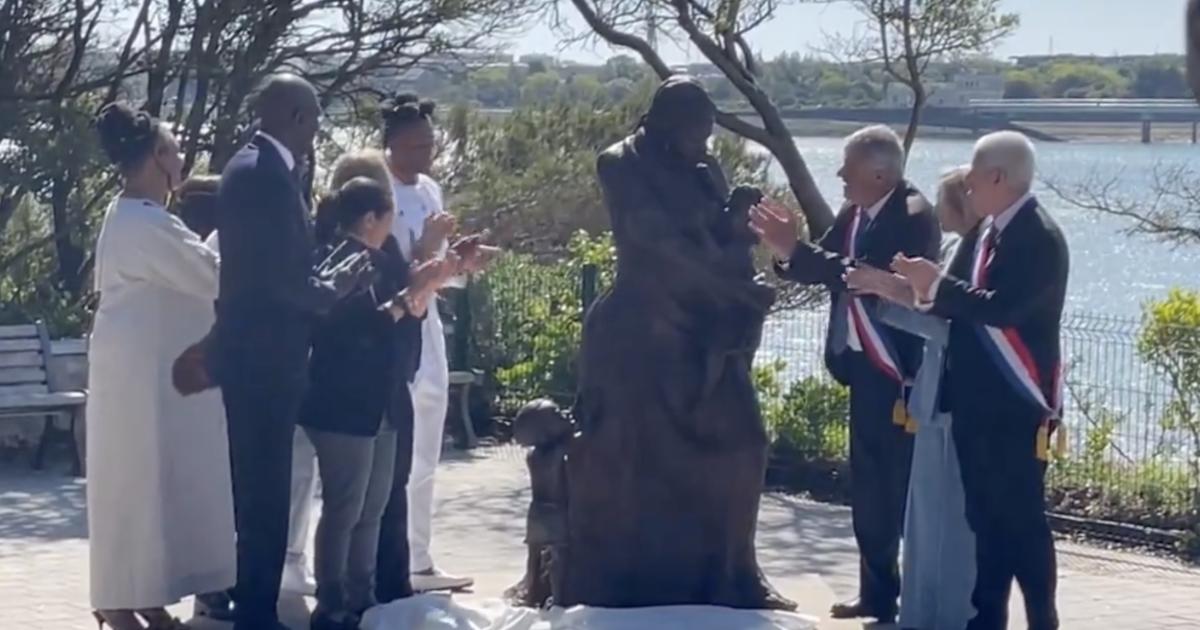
left=894, top=130, right=1066, bottom=630
left=750, top=125, right=940, bottom=624
left=213, top=73, right=371, bottom=630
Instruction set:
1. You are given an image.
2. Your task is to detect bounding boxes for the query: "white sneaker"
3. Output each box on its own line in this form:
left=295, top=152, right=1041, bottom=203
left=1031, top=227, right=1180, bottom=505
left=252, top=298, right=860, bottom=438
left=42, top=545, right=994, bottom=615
left=281, top=560, right=316, bottom=596
left=410, top=567, right=474, bottom=592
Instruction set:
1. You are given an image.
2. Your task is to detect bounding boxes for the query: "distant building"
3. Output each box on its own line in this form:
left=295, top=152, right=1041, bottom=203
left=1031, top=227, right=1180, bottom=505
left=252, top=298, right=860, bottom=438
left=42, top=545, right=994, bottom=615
left=880, top=73, right=1005, bottom=108
left=1009, top=53, right=1181, bottom=68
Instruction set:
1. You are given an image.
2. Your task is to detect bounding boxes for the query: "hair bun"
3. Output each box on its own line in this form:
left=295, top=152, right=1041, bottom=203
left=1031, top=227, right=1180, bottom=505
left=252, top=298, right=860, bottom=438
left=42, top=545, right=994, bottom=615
left=94, top=102, right=158, bottom=169
left=382, top=93, right=435, bottom=123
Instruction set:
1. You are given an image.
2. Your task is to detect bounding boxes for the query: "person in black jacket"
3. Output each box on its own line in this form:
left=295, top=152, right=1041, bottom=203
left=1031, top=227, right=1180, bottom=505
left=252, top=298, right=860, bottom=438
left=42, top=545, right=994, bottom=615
left=750, top=125, right=940, bottom=624
left=300, top=176, right=454, bottom=630
left=213, top=74, right=374, bottom=630
left=893, top=131, right=1067, bottom=630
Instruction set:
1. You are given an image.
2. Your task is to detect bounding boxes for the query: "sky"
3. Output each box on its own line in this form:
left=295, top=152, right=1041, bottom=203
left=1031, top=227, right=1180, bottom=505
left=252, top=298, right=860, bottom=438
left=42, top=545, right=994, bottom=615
left=510, top=0, right=1190, bottom=65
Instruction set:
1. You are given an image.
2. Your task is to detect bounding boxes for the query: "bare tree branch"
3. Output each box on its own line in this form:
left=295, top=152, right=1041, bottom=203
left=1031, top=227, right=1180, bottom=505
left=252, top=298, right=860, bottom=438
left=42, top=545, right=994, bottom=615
left=832, top=0, right=1018, bottom=154
left=1047, top=164, right=1200, bottom=248
left=566, top=0, right=836, bottom=236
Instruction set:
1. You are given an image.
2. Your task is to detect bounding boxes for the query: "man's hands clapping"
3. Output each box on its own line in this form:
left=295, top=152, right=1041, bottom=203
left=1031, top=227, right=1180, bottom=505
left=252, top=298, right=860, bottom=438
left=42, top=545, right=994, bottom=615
left=890, top=254, right=940, bottom=304
left=843, top=254, right=941, bottom=307
left=748, top=199, right=799, bottom=262
left=844, top=265, right=915, bottom=306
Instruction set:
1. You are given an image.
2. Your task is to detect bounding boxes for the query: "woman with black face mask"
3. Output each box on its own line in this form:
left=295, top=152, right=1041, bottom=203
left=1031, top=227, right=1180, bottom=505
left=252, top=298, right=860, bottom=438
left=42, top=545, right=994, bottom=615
left=87, top=102, right=236, bottom=630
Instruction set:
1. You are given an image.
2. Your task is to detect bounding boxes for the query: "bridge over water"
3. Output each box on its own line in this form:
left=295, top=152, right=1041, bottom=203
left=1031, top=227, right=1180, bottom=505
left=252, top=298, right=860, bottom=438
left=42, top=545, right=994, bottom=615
left=748, top=99, right=1200, bottom=143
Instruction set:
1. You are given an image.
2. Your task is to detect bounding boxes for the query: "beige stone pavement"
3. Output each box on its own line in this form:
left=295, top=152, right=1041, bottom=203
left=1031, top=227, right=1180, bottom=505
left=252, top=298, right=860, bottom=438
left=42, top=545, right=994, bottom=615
left=2, top=445, right=1198, bottom=629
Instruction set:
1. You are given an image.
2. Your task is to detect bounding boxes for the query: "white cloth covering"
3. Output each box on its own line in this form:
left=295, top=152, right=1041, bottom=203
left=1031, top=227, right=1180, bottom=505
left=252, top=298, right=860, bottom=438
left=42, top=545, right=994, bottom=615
left=361, top=594, right=818, bottom=630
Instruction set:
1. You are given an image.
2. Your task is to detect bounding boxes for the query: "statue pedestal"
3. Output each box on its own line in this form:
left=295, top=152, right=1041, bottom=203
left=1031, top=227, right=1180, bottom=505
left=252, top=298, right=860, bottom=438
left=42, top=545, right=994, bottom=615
left=360, top=591, right=824, bottom=630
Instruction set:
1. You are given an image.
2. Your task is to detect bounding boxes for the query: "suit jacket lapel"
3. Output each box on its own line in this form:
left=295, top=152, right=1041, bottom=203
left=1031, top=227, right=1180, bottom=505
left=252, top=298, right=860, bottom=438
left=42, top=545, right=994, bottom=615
left=856, top=183, right=908, bottom=255
left=983, top=197, right=1038, bottom=287
left=255, top=133, right=314, bottom=238
left=952, top=221, right=984, bottom=282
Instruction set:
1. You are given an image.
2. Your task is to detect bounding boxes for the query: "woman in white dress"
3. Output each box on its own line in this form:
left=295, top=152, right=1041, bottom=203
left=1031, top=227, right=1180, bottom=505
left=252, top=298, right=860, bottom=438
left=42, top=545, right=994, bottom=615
left=87, top=103, right=235, bottom=629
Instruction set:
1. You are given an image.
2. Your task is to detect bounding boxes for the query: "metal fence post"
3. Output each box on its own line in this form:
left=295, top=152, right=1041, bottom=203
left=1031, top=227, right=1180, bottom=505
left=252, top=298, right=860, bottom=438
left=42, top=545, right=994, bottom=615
left=581, top=263, right=598, bottom=312
left=451, top=284, right=471, bottom=371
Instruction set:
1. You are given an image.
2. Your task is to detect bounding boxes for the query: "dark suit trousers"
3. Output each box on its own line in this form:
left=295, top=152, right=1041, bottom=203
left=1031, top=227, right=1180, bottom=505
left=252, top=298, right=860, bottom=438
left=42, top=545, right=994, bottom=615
left=847, top=352, right=913, bottom=613
left=954, top=397, right=1058, bottom=630
left=223, top=376, right=305, bottom=628
left=376, top=385, right=417, bottom=603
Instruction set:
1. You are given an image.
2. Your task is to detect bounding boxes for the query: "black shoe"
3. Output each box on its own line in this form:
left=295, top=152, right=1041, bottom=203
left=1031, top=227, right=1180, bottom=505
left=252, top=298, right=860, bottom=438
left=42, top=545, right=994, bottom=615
left=194, top=591, right=237, bottom=622
left=829, top=598, right=897, bottom=624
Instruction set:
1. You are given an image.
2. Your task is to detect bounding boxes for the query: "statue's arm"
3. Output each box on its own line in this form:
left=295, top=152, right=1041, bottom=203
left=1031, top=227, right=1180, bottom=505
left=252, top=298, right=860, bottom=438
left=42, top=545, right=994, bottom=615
left=596, top=152, right=767, bottom=309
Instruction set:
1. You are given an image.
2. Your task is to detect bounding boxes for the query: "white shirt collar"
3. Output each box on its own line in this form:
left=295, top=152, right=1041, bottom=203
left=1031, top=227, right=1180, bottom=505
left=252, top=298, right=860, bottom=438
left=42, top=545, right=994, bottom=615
left=861, top=187, right=896, bottom=220
left=993, top=191, right=1034, bottom=233
left=259, top=132, right=295, bottom=172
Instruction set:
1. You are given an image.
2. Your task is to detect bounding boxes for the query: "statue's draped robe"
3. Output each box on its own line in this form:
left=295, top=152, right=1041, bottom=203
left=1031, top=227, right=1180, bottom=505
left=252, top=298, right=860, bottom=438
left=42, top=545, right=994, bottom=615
left=561, top=132, right=784, bottom=609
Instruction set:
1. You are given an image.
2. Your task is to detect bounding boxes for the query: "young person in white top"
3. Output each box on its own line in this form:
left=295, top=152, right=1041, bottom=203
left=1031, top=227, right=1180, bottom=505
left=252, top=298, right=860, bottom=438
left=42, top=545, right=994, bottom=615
left=379, top=94, right=496, bottom=594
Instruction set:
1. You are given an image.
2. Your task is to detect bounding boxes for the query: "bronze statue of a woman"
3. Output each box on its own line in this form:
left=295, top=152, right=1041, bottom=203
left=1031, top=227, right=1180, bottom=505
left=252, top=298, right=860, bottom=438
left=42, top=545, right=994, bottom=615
left=554, top=76, right=792, bottom=610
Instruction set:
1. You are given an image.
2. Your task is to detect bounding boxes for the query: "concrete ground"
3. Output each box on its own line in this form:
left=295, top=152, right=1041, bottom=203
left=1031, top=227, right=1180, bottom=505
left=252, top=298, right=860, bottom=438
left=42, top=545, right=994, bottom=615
left=2, top=446, right=1198, bottom=629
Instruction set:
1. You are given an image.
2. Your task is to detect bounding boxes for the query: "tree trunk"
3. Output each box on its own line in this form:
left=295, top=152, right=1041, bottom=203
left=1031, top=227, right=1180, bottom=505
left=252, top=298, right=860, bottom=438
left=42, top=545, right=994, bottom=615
left=50, top=172, right=85, bottom=298
left=901, top=85, right=925, bottom=160
left=766, top=134, right=834, bottom=238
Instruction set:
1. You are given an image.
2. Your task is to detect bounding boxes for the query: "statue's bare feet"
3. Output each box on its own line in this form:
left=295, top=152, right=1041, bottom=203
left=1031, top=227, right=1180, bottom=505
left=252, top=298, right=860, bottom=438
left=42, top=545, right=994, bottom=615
left=503, top=578, right=530, bottom=606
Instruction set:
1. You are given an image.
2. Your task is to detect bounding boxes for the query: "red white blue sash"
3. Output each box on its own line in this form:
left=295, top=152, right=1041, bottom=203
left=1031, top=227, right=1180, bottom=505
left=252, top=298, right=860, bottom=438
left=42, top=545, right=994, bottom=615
left=846, top=210, right=904, bottom=384
left=971, top=221, right=1063, bottom=418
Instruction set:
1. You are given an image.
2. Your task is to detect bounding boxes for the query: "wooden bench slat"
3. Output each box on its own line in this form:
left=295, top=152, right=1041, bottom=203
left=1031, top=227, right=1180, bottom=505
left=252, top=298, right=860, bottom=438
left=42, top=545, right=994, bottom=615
left=0, top=339, right=41, bottom=352
left=0, top=352, right=43, bottom=368
left=0, top=390, right=86, bottom=412
left=0, top=367, right=47, bottom=385
left=0, top=325, right=39, bottom=340
left=0, top=383, right=50, bottom=395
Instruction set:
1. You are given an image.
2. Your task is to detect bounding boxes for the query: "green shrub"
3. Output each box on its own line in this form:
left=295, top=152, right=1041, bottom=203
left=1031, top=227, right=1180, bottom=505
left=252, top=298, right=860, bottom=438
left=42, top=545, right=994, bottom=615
left=468, top=231, right=614, bottom=413
left=756, top=361, right=850, bottom=462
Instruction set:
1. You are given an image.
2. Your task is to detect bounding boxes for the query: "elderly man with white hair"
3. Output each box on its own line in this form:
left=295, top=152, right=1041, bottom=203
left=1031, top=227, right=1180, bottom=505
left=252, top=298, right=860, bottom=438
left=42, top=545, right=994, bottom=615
left=891, top=130, right=1068, bottom=630
left=750, top=124, right=940, bottom=625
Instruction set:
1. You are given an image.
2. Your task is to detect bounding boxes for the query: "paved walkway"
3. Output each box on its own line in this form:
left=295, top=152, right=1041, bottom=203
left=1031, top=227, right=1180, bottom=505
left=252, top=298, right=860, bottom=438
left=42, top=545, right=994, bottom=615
left=2, top=446, right=1198, bottom=629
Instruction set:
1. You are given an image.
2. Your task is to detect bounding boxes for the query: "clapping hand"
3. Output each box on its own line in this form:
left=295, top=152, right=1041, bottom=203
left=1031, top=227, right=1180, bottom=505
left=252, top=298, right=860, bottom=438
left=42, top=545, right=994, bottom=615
left=891, top=254, right=941, bottom=302
left=415, top=212, right=457, bottom=258
left=389, top=253, right=460, bottom=319
left=748, top=199, right=799, bottom=261
left=845, top=264, right=916, bottom=306
left=451, top=231, right=500, bottom=274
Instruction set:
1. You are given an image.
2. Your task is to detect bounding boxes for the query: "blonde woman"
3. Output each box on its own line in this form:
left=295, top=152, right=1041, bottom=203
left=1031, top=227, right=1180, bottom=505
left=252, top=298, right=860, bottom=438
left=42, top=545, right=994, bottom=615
left=846, top=166, right=980, bottom=630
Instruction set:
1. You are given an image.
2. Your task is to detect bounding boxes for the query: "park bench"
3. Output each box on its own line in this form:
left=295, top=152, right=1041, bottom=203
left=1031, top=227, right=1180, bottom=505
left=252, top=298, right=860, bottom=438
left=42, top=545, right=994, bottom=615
left=0, top=322, right=86, bottom=475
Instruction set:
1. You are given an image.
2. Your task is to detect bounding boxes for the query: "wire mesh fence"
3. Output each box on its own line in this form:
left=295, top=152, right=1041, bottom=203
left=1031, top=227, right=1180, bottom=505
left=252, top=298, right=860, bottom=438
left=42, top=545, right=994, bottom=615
left=455, top=258, right=1200, bottom=542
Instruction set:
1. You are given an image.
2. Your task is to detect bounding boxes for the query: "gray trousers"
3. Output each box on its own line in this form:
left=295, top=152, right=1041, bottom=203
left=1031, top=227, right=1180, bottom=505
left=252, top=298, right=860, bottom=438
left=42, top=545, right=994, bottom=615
left=306, top=427, right=398, bottom=614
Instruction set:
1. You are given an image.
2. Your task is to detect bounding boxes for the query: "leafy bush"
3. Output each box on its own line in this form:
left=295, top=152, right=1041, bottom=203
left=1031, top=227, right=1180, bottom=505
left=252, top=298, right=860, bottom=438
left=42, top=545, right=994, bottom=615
left=1138, top=289, right=1200, bottom=490
left=468, top=231, right=614, bottom=413
left=756, top=360, right=850, bottom=462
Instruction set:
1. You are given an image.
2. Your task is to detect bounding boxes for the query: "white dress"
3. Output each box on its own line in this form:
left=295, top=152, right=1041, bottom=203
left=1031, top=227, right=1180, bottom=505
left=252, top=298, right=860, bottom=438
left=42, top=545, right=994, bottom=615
left=86, top=196, right=236, bottom=609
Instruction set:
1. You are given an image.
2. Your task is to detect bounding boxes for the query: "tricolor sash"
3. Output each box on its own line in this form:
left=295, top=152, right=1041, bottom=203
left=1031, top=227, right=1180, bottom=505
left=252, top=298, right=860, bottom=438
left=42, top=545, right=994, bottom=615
left=975, top=325, right=1062, bottom=418
left=845, top=209, right=906, bottom=384
left=970, top=219, right=1066, bottom=457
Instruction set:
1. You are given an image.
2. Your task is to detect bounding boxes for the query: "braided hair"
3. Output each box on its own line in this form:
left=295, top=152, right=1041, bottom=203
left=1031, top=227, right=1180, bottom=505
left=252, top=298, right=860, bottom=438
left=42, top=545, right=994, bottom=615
left=381, top=93, right=435, bottom=146
left=94, top=102, right=160, bottom=173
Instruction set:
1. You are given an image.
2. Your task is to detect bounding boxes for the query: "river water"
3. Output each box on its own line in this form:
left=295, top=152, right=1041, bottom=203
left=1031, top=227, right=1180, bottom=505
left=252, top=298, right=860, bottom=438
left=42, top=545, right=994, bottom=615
left=769, top=136, right=1200, bottom=319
